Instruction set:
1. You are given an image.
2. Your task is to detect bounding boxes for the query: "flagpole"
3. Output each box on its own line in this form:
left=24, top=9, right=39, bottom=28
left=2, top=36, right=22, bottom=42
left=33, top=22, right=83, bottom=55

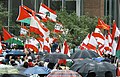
left=8, top=0, right=10, bottom=32
left=34, top=0, right=36, bottom=12
left=21, top=0, right=24, bottom=29
left=21, top=0, right=23, bottom=6
left=48, top=0, right=50, bottom=8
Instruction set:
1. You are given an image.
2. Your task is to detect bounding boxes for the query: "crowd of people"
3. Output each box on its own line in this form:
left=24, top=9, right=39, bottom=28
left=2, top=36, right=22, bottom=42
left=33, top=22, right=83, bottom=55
left=0, top=44, right=120, bottom=77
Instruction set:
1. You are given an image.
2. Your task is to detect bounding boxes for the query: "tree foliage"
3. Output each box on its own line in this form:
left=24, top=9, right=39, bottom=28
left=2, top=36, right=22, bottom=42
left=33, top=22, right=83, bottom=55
left=45, top=10, right=99, bottom=48
left=0, top=3, right=8, bottom=34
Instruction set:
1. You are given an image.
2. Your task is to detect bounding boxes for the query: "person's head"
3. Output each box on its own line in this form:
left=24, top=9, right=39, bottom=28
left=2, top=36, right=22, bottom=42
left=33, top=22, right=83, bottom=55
left=23, top=62, right=28, bottom=68
left=105, top=71, right=113, bottom=77
left=87, top=71, right=96, bottom=77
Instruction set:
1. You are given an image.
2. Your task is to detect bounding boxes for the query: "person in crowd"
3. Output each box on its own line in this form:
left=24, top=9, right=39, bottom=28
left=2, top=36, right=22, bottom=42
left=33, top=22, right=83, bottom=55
left=116, top=61, right=120, bottom=77
left=86, top=71, right=96, bottom=77
left=28, top=59, right=34, bottom=67
left=23, top=61, right=29, bottom=68
left=105, top=71, right=113, bottom=77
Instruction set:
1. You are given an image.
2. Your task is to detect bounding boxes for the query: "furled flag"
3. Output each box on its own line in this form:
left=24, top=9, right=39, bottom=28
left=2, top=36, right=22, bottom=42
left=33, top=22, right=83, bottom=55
left=39, top=3, right=57, bottom=22
left=61, top=40, right=70, bottom=57
left=20, top=25, right=28, bottom=36
left=79, top=33, right=90, bottom=50
left=3, top=27, right=13, bottom=41
left=53, top=22, right=63, bottom=33
left=111, top=21, right=120, bottom=42
left=0, top=36, right=2, bottom=54
left=93, top=28, right=105, bottom=45
left=86, top=32, right=98, bottom=51
left=36, top=37, right=44, bottom=52
left=116, top=36, right=120, bottom=59
left=43, top=39, right=51, bottom=53
left=96, top=18, right=110, bottom=31
left=30, top=15, right=50, bottom=38
left=24, top=37, right=39, bottom=53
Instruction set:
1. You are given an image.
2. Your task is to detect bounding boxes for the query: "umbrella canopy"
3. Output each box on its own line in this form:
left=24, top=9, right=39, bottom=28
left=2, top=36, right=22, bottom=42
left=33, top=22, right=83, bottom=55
left=24, top=66, right=51, bottom=74
left=6, top=50, right=26, bottom=56
left=5, top=37, right=24, bottom=46
left=43, top=53, right=70, bottom=63
left=70, top=59, right=116, bottom=77
left=47, top=70, right=82, bottom=77
left=71, top=49, right=100, bottom=59
left=0, top=64, right=19, bottom=74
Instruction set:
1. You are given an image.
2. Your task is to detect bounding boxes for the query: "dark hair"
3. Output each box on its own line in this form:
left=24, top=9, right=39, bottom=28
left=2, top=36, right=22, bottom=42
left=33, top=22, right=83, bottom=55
left=105, top=71, right=113, bottom=77
left=23, top=62, right=28, bottom=68
left=86, top=72, right=96, bottom=77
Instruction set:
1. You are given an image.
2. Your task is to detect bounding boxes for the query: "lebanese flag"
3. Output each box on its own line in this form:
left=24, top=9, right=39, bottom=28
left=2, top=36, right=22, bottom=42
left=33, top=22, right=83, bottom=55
left=62, top=41, right=70, bottom=57
left=20, top=25, right=28, bottom=36
left=3, top=27, right=13, bottom=41
left=43, top=40, right=51, bottom=53
left=86, top=32, right=98, bottom=51
left=39, top=3, right=57, bottom=22
left=79, top=33, right=90, bottom=50
left=53, top=22, right=63, bottom=33
left=24, top=38, right=39, bottom=53
left=30, top=16, right=50, bottom=37
left=96, top=18, right=110, bottom=30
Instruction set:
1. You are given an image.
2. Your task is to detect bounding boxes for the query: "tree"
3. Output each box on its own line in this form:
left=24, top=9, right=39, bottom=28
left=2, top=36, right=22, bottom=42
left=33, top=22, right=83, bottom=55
left=0, top=3, right=8, bottom=34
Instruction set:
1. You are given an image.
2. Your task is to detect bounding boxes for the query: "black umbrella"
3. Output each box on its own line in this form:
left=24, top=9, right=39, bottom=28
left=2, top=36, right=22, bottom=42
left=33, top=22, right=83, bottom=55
left=70, top=59, right=116, bottom=77
left=0, top=74, right=28, bottom=77
left=43, top=53, right=70, bottom=63
left=6, top=50, right=26, bottom=56
left=71, top=49, right=100, bottom=59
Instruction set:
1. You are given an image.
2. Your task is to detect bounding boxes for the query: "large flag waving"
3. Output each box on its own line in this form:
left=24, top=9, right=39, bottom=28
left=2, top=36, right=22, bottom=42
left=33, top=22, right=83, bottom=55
left=30, top=15, right=50, bottom=38
left=16, top=6, right=33, bottom=24
left=3, top=27, right=13, bottom=41
left=39, top=3, right=57, bottom=22
left=24, top=38, right=39, bottom=53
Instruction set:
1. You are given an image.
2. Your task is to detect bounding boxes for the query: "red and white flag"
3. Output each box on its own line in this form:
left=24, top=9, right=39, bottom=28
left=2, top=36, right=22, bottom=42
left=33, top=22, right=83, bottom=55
left=79, top=33, right=90, bottom=50
left=39, top=3, right=57, bottom=22
left=24, top=38, right=39, bottom=53
left=20, top=26, right=28, bottom=36
left=43, top=40, right=51, bottom=53
left=61, top=41, right=70, bottom=56
left=53, top=22, right=63, bottom=33
left=93, top=28, right=105, bottom=45
left=30, top=15, right=50, bottom=38
left=86, top=32, right=98, bottom=51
